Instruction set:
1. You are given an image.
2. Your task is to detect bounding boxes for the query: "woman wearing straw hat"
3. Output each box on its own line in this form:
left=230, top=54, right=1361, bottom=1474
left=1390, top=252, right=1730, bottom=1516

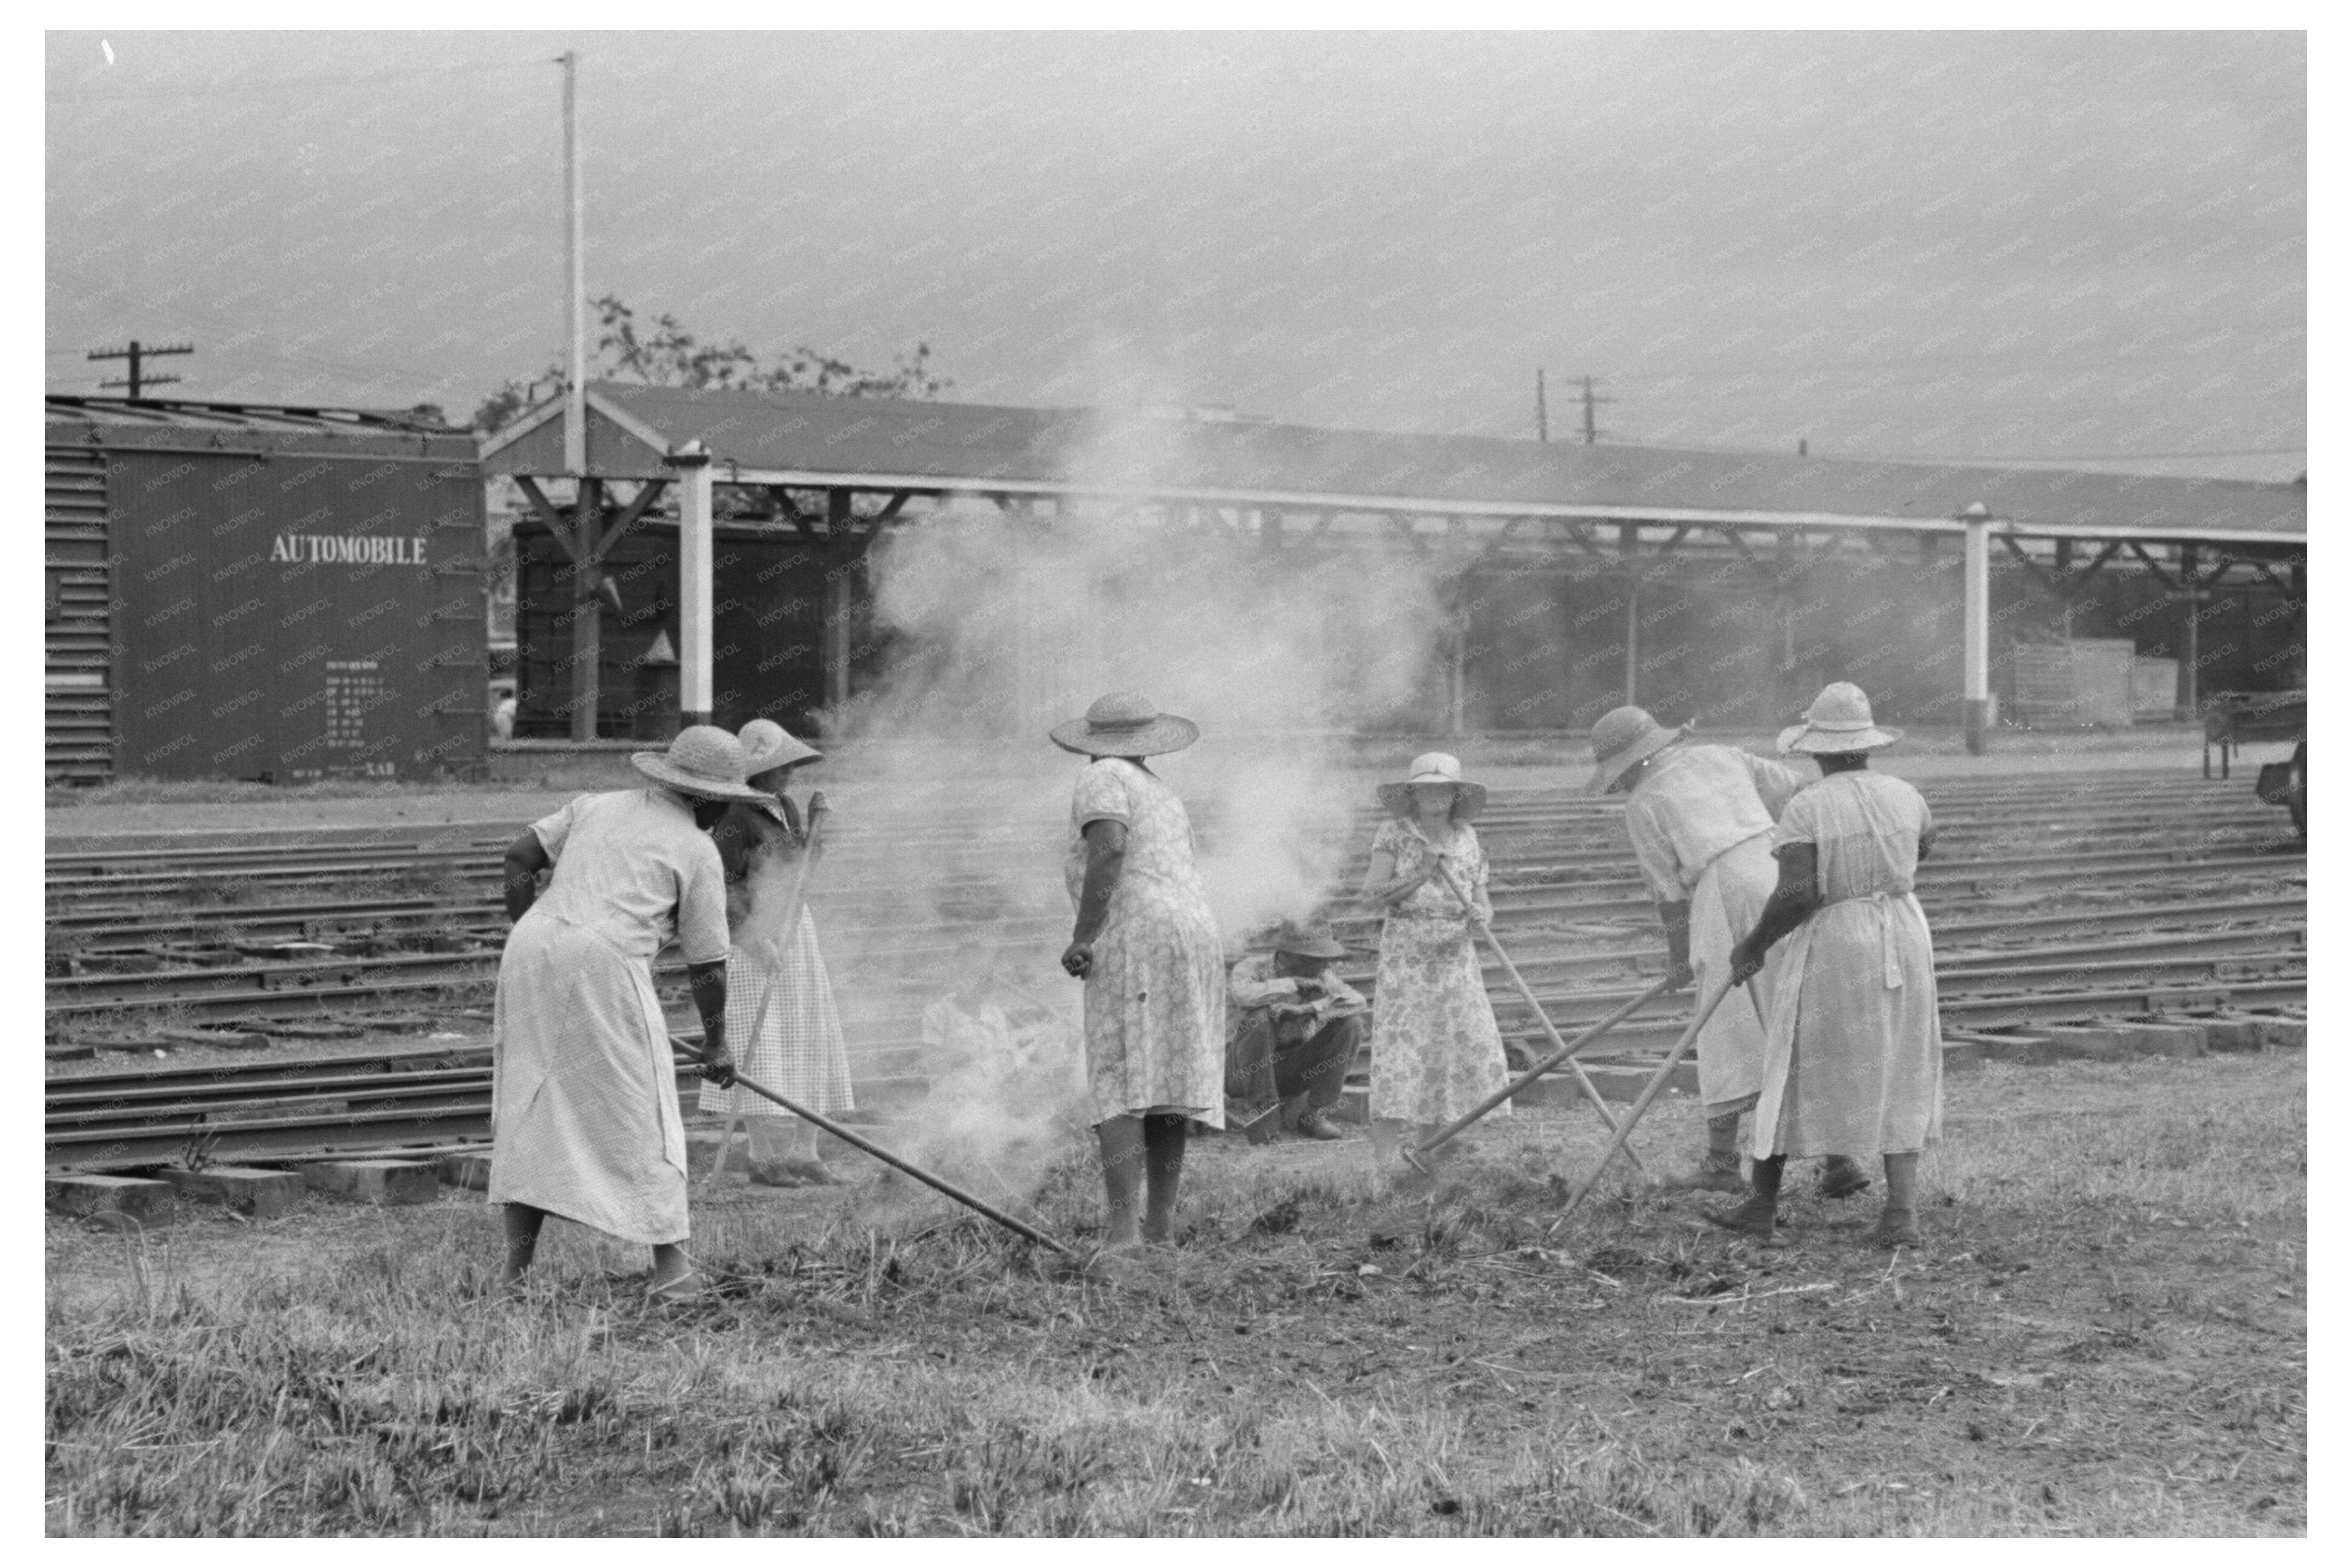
left=1587, top=707, right=1870, bottom=1202
left=490, top=725, right=766, bottom=1298
left=1053, top=693, right=1227, bottom=1251
left=1720, top=683, right=1944, bottom=1248
left=1360, top=753, right=1513, bottom=1168
left=697, top=718, right=855, bottom=1186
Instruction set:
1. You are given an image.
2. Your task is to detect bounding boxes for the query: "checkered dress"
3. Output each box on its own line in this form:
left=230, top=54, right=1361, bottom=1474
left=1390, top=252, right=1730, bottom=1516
left=698, top=905, right=855, bottom=1118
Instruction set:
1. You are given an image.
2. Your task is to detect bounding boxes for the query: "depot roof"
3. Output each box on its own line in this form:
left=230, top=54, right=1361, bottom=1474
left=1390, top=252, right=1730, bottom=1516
left=481, top=381, right=2305, bottom=545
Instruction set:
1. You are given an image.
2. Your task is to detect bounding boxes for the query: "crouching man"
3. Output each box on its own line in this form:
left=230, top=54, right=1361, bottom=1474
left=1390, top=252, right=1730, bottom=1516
left=1225, top=920, right=1366, bottom=1143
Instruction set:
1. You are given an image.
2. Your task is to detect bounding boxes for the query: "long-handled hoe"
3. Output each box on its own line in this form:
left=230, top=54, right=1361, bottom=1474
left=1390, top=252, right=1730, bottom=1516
left=1402, top=974, right=1676, bottom=1175
left=1401, top=857, right=1659, bottom=1177
left=673, top=1036, right=1079, bottom=1260
left=1552, top=974, right=1736, bottom=1221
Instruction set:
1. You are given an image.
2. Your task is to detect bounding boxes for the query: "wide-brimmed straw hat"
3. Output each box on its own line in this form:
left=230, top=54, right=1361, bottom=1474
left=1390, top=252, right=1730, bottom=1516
left=1376, top=752, right=1488, bottom=821
left=1048, top=691, right=1201, bottom=758
left=1270, top=918, right=1351, bottom=961
left=631, top=724, right=769, bottom=803
left=739, top=717, right=823, bottom=776
left=1584, top=706, right=1692, bottom=795
left=1778, top=682, right=1905, bottom=755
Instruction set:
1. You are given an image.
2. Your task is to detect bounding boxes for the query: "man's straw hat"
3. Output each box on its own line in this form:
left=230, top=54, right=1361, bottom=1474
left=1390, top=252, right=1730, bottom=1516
left=630, top=725, right=769, bottom=803
left=1777, top=682, right=1904, bottom=755
left=1376, top=752, right=1488, bottom=821
left=1271, top=918, right=1351, bottom=961
left=739, top=717, right=823, bottom=776
left=1049, top=692, right=1201, bottom=758
left=1584, top=706, right=1691, bottom=795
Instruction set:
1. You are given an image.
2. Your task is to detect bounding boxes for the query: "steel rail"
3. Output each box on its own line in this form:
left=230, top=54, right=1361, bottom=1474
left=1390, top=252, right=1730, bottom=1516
left=42, top=783, right=2285, bottom=874
left=45, top=803, right=2278, bottom=877
left=47, top=855, right=2305, bottom=1019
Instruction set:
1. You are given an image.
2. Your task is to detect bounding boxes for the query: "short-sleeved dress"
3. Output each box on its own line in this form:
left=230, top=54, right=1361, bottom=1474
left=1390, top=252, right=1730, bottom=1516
left=491, top=788, right=730, bottom=1245
left=1750, top=769, right=1943, bottom=1160
left=696, top=795, right=854, bottom=1121
left=1065, top=758, right=1227, bottom=1128
left=1367, top=817, right=1512, bottom=1126
left=1623, top=744, right=1806, bottom=1115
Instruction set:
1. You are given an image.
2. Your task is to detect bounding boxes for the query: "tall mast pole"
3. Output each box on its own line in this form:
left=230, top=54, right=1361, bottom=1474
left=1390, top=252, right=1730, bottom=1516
left=560, top=50, right=586, bottom=475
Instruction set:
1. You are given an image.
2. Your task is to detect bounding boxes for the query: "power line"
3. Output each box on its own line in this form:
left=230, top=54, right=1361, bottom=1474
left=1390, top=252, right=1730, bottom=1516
left=50, top=58, right=544, bottom=106
left=1608, top=321, right=2307, bottom=386
left=1864, top=445, right=2305, bottom=463
left=1594, top=434, right=2303, bottom=465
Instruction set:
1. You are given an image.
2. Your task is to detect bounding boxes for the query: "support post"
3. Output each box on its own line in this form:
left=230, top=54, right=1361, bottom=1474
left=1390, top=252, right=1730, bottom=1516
left=1446, top=590, right=1468, bottom=739
left=666, top=444, right=714, bottom=729
left=825, top=489, right=855, bottom=714
left=2178, top=545, right=2202, bottom=719
left=568, top=479, right=602, bottom=742
left=1622, top=572, right=1640, bottom=707
left=1961, top=505, right=1992, bottom=755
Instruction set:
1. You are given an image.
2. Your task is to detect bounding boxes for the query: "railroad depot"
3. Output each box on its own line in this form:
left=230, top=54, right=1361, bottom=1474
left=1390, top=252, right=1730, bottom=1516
left=482, top=382, right=2303, bottom=750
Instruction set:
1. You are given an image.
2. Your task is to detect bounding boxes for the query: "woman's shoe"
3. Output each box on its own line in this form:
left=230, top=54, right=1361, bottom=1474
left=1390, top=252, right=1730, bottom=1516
left=1818, top=1156, right=1873, bottom=1201
left=1662, top=1153, right=1747, bottom=1195
left=1867, top=1207, right=1921, bottom=1248
left=1704, top=1194, right=1780, bottom=1240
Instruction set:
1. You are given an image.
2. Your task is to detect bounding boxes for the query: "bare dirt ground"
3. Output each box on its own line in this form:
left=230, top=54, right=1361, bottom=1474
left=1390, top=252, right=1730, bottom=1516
left=46, top=1051, right=2304, bottom=1537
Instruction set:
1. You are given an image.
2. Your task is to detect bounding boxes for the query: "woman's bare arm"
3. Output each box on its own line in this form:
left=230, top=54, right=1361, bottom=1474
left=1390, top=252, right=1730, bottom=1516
left=1060, top=819, right=1128, bottom=978
left=502, top=831, right=551, bottom=923
left=1360, top=846, right=1432, bottom=908
left=1728, top=844, right=1821, bottom=985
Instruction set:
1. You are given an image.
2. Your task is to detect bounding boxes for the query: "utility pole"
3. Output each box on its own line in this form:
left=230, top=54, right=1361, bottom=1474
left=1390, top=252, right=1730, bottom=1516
left=88, top=340, right=193, bottom=399
left=1536, top=369, right=1549, bottom=444
left=1577, top=375, right=1613, bottom=445
left=558, top=49, right=586, bottom=475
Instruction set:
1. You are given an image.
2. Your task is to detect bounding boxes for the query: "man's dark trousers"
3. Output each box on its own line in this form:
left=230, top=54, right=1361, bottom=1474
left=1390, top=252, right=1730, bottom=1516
left=1227, top=1010, right=1361, bottom=1116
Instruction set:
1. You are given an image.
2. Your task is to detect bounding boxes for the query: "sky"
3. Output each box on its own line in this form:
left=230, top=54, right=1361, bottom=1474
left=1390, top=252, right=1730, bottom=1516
left=45, top=30, right=2305, bottom=480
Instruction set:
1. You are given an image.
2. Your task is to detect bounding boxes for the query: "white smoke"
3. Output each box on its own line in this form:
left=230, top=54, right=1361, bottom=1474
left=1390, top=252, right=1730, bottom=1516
left=803, top=395, right=1452, bottom=1202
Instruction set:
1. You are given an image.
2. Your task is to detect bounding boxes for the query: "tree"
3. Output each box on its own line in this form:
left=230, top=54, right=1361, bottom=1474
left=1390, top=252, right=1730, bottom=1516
left=471, top=295, right=950, bottom=431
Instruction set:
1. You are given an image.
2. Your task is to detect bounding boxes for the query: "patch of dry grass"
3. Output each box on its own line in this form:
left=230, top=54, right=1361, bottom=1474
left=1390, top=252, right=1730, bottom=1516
left=47, top=1053, right=2305, bottom=1536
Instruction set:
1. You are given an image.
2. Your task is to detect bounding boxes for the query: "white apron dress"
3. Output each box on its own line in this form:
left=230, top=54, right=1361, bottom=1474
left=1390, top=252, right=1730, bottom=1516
left=1367, top=818, right=1513, bottom=1126
left=698, top=798, right=854, bottom=1119
left=1623, top=744, right=1806, bottom=1115
left=1065, top=758, right=1227, bottom=1128
left=1750, top=769, right=1943, bottom=1160
left=490, top=788, right=730, bottom=1245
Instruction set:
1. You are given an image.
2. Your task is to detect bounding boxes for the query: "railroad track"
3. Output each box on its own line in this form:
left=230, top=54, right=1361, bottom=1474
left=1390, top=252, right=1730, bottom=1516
left=45, top=769, right=2307, bottom=1170
left=48, top=953, right=2308, bottom=1173
left=44, top=843, right=2302, bottom=1020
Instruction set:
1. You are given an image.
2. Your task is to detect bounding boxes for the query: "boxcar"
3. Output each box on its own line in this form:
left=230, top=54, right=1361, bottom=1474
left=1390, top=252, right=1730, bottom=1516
left=44, top=397, right=488, bottom=785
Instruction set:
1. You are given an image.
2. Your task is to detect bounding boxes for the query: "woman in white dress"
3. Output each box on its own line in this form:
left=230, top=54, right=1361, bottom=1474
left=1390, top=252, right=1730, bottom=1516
left=1588, top=706, right=1870, bottom=1202
left=491, top=726, right=763, bottom=1297
left=1054, top=693, right=1227, bottom=1252
left=696, top=719, right=856, bottom=1185
left=1724, top=683, right=1943, bottom=1248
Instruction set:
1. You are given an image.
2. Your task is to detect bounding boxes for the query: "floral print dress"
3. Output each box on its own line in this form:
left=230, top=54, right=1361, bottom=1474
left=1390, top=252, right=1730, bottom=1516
left=1367, top=817, right=1511, bottom=1126
left=1065, top=758, right=1228, bottom=1128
